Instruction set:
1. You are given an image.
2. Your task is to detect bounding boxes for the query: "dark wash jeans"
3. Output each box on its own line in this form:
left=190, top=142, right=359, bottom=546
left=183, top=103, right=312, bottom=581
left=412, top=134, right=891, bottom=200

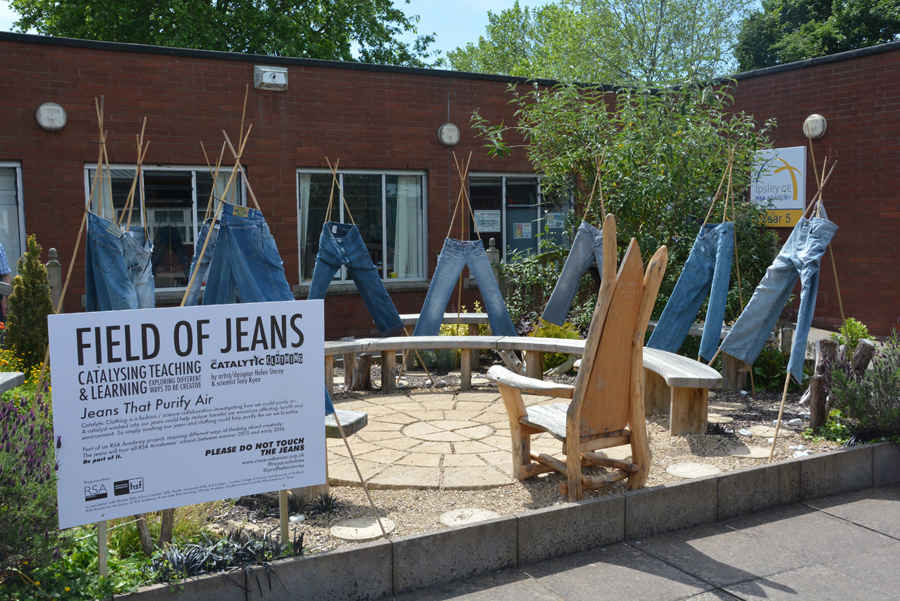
left=86, top=213, right=155, bottom=311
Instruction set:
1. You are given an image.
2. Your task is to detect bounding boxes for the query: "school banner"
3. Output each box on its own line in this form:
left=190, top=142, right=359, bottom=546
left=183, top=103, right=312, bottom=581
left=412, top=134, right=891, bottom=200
left=751, top=146, right=807, bottom=228
left=48, top=300, right=324, bottom=529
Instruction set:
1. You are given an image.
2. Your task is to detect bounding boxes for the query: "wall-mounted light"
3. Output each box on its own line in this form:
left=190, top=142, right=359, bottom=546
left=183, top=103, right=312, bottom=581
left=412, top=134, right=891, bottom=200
left=438, top=123, right=460, bottom=147
left=253, top=66, right=288, bottom=91
left=36, top=102, right=67, bottom=131
left=802, top=114, right=827, bottom=139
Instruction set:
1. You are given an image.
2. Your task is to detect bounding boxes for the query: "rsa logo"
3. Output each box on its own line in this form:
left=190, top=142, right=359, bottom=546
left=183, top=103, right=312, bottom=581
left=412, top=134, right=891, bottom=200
left=84, top=484, right=108, bottom=502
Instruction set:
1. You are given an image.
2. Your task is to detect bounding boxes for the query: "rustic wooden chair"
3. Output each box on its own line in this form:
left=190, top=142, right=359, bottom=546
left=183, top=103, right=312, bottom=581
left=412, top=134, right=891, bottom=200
left=486, top=215, right=667, bottom=501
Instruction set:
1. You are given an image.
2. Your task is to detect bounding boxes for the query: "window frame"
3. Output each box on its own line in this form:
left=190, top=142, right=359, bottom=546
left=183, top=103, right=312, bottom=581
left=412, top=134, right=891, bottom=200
left=296, top=168, right=428, bottom=286
left=0, top=162, right=27, bottom=277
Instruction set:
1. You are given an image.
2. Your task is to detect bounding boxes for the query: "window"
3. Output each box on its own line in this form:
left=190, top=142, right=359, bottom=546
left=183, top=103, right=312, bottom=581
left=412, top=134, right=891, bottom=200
left=469, top=175, right=572, bottom=260
left=298, top=170, right=426, bottom=283
left=0, top=163, right=25, bottom=278
left=84, top=165, right=244, bottom=289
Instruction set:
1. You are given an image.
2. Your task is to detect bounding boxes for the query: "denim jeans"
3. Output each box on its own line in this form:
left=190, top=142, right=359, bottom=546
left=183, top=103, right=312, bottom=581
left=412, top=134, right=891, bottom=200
left=413, top=238, right=516, bottom=337
left=721, top=216, right=838, bottom=382
left=201, top=204, right=293, bottom=305
left=151, top=225, right=191, bottom=279
left=647, top=222, right=734, bottom=362
left=541, top=221, right=604, bottom=326
left=184, top=218, right=219, bottom=306
left=86, top=213, right=155, bottom=311
left=308, top=222, right=405, bottom=337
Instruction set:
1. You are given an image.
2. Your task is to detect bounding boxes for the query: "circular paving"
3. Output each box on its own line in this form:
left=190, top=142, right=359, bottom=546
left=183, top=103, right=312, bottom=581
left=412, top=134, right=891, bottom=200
left=326, top=392, right=568, bottom=490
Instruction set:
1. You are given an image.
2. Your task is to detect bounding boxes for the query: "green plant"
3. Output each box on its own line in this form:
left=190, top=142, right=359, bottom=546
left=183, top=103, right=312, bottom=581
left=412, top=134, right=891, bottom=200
left=825, top=331, right=900, bottom=442
left=3, top=235, right=54, bottom=370
left=307, top=491, right=343, bottom=516
left=531, top=320, right=582, bottom=370
left=801, top=409, right=852, bottom=444
left=751, top=344, right=806, bottom=391
left=829, top=317, right=875, bottom=356
left=106, top=501, right=232, bottom=558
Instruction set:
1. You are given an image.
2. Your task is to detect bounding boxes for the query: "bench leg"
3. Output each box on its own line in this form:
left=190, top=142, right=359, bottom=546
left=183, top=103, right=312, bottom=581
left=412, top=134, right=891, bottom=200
left=643, top=368, right=669, bottom=416
left=343, top=352, right=357, bottom=389
left=524, top=350, right=544, bottom=380
left=669, top=387, right=709, bottom=435
left=468, top=324, right=480, bottom=369
left=460, top=349, right=472, bottom=391
left=325, top=356, right=334, bottom=396
left=381, top=351, right=397, bottom=393
left=722, top=353, right=748, bottom=391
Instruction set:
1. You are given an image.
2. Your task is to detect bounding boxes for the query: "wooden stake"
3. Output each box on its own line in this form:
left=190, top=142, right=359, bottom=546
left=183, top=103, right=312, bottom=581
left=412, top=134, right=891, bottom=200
left=768, top=371, right=792, bottom=462
left=97, top=520, right=108, bottom=577
left=333, top=412, right=387, bottom=538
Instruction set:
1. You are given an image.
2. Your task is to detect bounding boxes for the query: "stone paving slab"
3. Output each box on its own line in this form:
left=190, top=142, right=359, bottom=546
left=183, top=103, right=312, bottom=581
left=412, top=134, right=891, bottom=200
left=724, top=563, right=899, bottom=601
left=803, top=483, right=900, bottom=538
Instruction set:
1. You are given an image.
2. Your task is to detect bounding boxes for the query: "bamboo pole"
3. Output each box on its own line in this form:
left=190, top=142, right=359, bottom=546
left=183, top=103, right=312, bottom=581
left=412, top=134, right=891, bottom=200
left=333, top=412, right=387, bottom=538
left=768, top=371, right=792, bottom=462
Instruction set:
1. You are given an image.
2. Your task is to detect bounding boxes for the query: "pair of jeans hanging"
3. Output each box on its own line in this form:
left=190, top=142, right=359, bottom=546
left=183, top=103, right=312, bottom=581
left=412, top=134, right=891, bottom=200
left=308, top=221, right=405, bottom=337
left=541, top=220, right=604, bottom=326
left=86, top=213, right=155, bottom=311
left=201, top=203, right=294, bottom=305
left=184, top=218, right=222, bottom=306
left=721, top=215, right=838, bottom=382
left=413, top=238, right=516, bottom=337
left=647, top=222, right=734, bottom=362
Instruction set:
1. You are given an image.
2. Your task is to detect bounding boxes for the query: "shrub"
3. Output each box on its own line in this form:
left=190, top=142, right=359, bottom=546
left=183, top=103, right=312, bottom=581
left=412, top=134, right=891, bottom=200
left=4, top=235, right=54, bottom=371
left=751, top=344, right=806, bottom=391
left=826, top=332, right=900, bottom=442
left=531, top=320, right=582, bottom=370
left=829, top=317, right=875, bottom=356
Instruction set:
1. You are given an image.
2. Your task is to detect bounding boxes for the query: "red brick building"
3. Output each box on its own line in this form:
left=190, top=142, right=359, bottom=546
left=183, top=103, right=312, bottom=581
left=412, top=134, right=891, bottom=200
left=0, top=32, right=897, bottom=337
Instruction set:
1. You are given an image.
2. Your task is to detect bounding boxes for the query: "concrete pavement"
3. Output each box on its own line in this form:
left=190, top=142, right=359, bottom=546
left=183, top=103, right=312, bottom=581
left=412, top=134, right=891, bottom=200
left=394, top=483, right=900, bottom=600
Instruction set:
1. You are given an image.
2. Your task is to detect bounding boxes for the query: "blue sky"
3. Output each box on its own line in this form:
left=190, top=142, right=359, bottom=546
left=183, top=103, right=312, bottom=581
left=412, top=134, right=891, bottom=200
left=0, top=0, right=553, bottom=58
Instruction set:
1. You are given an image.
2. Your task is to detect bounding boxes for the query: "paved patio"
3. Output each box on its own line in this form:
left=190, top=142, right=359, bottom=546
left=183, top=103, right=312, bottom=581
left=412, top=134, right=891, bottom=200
left=327, top=391, right=631, bottom=490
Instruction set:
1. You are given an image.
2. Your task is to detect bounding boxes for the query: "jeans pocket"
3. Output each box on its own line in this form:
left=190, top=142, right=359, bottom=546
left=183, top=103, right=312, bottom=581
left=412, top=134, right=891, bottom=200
left=229, top=225, right=260, bottom=260
left=91, top=238, right=124, bottom=275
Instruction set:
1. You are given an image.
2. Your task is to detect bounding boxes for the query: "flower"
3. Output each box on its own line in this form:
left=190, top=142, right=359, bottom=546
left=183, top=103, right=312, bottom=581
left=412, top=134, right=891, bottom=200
left=65, top=587, right=70, bottom=592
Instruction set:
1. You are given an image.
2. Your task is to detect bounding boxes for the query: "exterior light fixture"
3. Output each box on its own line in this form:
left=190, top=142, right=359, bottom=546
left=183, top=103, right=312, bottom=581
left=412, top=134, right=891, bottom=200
left=438, top=123, right=460, bottom=147
left=802, top=114, right=827, bottom=139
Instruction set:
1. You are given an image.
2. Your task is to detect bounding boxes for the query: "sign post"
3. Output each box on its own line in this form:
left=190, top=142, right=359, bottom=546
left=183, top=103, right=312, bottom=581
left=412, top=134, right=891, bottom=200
left=751, top=146, right=806, bottom=227
left=49, top=300, right=324, bottom=530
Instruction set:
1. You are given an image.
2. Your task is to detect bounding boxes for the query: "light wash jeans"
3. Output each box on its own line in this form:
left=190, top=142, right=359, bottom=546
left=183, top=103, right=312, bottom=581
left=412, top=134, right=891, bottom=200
left=541, top=221, right=604, bottom=326
left=202, top=204, right=293, bottom=305
left=647, top=222, right=734, bottom=362
left=86, top=213, right=155, bottom=311
left=413, top=238, right=516, bottom=337
left=184, top=218, right=219, bottom=306
left=308, top=222, right=405, bottom=337
left=721, top=216, right=838, bottom=382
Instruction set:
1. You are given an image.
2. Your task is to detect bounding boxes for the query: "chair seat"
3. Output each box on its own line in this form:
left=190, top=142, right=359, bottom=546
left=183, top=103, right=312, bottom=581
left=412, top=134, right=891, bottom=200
left=521, top=403, right=570, bottom=441
left=325, top=410, right=368, bottom=438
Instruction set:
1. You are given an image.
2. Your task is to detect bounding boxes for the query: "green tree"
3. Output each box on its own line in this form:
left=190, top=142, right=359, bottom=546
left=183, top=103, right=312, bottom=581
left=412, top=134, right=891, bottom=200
left=9, top=0, right=442, bottom=67
left=4, top=235, right=54, bottom=370
left=472, top=79, right=778, bottom=322
left=735, top=0, right=900, bottom=71
left=448, top=0, right=752, bottom=86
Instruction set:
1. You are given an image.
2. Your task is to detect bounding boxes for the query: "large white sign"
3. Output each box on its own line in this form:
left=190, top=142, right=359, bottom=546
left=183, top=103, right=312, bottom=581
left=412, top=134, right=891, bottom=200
left=751, top=146, right=806, bottom=228
left=49, top=300, right=324, bottom=529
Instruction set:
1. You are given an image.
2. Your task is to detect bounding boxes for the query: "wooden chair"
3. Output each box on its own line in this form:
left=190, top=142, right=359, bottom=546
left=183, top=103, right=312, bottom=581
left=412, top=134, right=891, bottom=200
left=486, top=215, right=667, bottom=501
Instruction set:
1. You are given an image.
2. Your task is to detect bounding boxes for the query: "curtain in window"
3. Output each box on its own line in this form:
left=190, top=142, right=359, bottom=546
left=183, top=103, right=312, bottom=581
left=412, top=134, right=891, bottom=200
left=298, top=173, right=311, bottom=279
left=0, top=168, right=20, bottom=277
left=394, top=176, right=422, bottom=278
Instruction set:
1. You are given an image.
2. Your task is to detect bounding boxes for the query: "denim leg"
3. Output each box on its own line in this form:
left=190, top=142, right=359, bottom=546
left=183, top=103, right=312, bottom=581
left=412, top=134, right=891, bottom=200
left=201, top=221, right=237, bottom=306
left=541, top=221, right=603, bottom=325
left=698, top=223, right=735, bottom=362
left=342, top=226, right=405, bottom=336
left=122, top=227, right=155, bottom=309
left=86, top=213, right=138, bottom=312
left=185, top=220, right=217, bottom=307
left=647, top=227, right=718, bottom=353
left=413, top=239, right=466, bottom=337
left=324, top=386, right=335, bottom=415
left=307, top=225, right=343, bottom=301
left=466, top=244, right=517, bottom=337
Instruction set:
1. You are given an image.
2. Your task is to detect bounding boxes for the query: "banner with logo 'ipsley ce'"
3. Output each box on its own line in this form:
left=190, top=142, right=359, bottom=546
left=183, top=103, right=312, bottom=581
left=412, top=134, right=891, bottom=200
left=48, top=300, right=324, bottom=529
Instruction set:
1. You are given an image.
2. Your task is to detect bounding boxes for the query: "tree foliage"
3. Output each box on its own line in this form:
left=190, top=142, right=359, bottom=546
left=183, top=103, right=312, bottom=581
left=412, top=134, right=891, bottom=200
left=472, top=79, right=778, bottom=322
left=448, top=0, right=752, bottom=86
left=4, top=235, right=54, bottom=370
left=735, top=0, right=900, bottom=71
left=9, top=0, right=442, bottom=67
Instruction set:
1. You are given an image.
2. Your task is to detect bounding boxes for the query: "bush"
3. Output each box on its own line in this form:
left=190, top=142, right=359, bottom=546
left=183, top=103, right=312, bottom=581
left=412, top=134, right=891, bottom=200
left=4, top=235, right=54, bottom=371
left=531, top=320, right=582, bottom=370
left=751, top=344, right=806, bottom=391
left=826, top=331, right=900, bottom=442
left=829, top=317, right=875, bottom=356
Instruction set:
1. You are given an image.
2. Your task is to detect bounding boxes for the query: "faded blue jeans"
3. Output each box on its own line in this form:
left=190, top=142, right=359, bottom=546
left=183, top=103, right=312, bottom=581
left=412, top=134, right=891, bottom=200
left=202, top=204, right=293, bottom=304
left=721, top=216, right=838, bottom=382
left=413, top=238, right=516, bottom=337
left=86, top=213, right=155, bottom=311
left=184, top=218, right=219, bottom=306
left=648, top=222, right=734, bottom=362
left=541, top=221, right=604, bottom=326
left=308, top=222, right=405, bottom=337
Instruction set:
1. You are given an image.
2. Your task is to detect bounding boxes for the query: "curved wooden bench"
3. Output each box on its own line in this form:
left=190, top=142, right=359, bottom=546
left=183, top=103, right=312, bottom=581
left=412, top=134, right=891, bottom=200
left=323, top=336, right=721, bottom=435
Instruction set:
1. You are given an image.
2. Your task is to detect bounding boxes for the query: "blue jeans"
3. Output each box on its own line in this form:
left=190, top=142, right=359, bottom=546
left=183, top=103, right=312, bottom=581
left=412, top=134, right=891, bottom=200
left=413, top=238, right=516, bottom=337
left=308, top=222, right=405, bottom=337
left=184, top=218, right=219, bottom=307
left=647, top=222, right=734, bottom=362
left=202, top=204, right=293, bottom=305
left=721, top=216, right=838, bottom=382
left=86, top=213, right=155, bottom=311
left=541, top=221, right=604, bottom=326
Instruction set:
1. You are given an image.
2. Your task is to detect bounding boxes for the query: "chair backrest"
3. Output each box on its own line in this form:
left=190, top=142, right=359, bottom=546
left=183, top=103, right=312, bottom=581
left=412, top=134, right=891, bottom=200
left=570, top=215, right=668, bottom=437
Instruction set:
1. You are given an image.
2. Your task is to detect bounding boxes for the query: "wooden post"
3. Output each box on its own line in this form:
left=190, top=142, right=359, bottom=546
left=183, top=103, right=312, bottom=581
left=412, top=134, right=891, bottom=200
left=524, top=350, right=544, bottom=380
left=97, top=521, right=108, bottom=577
left=350, top=353, right=373, bottom=391
left=808, top=375, right=826, bottom=431
left=342, top=352, right=357, bottom=388
left=816, top=338, right=838, bottom=373
left=722, top=353, right=748, bottom=390
left=852, top=339, right=876, bottom=375
left=460, top=349, right=472, bottom=391
left=643, top=368, right=669, bottom=416
left=381, top=351, right=396, bottom=393
left=46, top=248, right=62, bottom=312
left=278, top=490, right=290, bottom=547
left=468, top=324, right=480, bottom=369
left=325, top=356, right=334, bottom=396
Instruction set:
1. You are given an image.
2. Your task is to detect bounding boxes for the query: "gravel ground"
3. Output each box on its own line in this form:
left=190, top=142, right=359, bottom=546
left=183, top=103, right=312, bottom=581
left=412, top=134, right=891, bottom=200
left=208, top=363, right=839, bottom=555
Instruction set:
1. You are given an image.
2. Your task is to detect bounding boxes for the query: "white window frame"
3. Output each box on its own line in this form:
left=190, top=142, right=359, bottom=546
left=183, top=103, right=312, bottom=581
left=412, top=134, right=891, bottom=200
left=296, top=168, right=428, bottom=285
left=83, top=163, right=247, bottom=291
left=0, top=162, right=27, bottom=276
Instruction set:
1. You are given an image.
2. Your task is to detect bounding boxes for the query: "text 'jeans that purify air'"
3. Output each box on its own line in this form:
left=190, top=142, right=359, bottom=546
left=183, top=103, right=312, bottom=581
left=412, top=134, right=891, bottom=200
left=307, top=221, right=405, bottom=337
left=541, top=220, right=604, bottom=326
left=721, top=216, right=838, bottom=382
left=413, top=238, right=516, bottom=338
left=647, top=221, right=734, bottom=362
left=86, top=213, right=155, bottom=311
